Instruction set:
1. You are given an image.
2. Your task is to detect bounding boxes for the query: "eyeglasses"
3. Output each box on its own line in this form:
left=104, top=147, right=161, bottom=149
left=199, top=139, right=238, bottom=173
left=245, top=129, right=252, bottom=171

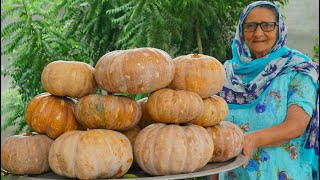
left=242, top=22, right=278, bottom=32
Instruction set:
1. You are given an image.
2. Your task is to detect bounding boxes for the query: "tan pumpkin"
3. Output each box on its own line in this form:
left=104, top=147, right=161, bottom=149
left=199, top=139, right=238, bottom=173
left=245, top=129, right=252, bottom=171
left=121, top=126, right=141, bottom=145
left=94, top=47, right=175, bottom=94
left=26, top=93, right=85, bottom=139
left=206, top=121, right=244, bottom=162
left=146, top=88, right=204, bottom=124
left=75, top=94, right=141, bottom=131
left=192, top=95, right=228, bottom=127
left=1, top=132, right=54, bottom=175
left=169, top=54, right=226, bottom=98
left=121, top=126, right=141, bottom=167
left=49, top=129, right=133, bottom=179
left=134, top=123, right=213, bottom=175
left=41, top=60, right=97, bottom=98
left=137, top=97, right=155, bottom=129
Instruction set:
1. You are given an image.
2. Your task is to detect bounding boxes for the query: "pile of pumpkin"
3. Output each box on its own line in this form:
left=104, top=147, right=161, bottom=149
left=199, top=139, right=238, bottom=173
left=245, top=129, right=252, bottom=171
left=1, top=48, right=243, bottom=179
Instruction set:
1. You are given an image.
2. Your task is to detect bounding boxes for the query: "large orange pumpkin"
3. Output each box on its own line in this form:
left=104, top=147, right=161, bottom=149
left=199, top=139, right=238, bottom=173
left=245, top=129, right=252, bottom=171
left=146, top=88, right=204, bottom=124
left=206, top=121, right=244, bottom=162
left=134, top=123, right=213, bottom=175
left=49, top=129, right=133, bottom=179
left=94, top=48, right=175, bottom=94
left=41, top=60, right=97, bottom=98
left=169, top=54, right=226, bottom=98
left=26, top=93, right=85, bottom=139
left=1, top=132, right=54, bottom=175
left=192, top=95, right=228, bottom=127
left=75, top=94, right=141, bottom=131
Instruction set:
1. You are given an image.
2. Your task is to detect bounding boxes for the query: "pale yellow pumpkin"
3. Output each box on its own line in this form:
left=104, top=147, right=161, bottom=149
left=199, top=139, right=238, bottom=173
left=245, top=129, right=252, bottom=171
left=206, top=121, right=244, bottom=162
left=94, top=47, right=175, bottom=94
left=41, top=60, right=97, bottom=98
left=192, top=95, right=228, bottom=127
left=146, top=88, right=204, bottom=124
left=48, top=129, right=133, bottom=179
left=134, top=123, right=213, bottom=175
left=169, top=54, right=226, bottom=98
left=1, top=132, right=53, bottom=175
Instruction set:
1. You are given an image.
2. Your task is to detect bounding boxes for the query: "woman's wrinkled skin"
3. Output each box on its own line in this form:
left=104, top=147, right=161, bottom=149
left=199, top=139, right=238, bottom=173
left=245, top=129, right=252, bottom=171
left=243, top=7, right=278, bottom=58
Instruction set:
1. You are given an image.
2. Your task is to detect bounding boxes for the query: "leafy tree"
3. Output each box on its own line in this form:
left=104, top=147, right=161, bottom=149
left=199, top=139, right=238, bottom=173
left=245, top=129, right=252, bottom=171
left=312, top=36, right=319, bottom=63
left=1, top=0, right=287, bottom=135
left=111, top=0, right=287, bottom=60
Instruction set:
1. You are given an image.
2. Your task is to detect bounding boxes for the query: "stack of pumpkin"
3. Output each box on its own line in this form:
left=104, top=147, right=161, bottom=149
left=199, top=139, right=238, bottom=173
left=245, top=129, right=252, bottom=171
left=1, top=47, right=243, bottom=180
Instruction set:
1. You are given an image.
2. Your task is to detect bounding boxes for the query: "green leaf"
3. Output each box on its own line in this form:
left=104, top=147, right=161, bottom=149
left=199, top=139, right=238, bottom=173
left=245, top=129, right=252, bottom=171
left=122, top=174, right=138, bottom=178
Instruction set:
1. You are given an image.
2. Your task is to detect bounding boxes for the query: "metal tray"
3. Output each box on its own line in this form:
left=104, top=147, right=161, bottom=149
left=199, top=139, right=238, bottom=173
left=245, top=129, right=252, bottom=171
left=6, top=154, right=245, bottom=180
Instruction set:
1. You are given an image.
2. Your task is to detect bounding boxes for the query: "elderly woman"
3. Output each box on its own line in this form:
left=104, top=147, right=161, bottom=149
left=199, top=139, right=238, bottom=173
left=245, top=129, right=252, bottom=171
left=217, top=1, right=319, bottom=180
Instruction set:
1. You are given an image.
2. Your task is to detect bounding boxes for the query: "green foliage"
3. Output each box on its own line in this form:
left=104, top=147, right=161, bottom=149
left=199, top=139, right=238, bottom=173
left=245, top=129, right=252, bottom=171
left=312, top=36, right=319, bottom=63
left=1, top=0, right=80, bottom=103
left=115, top=93, right=151, bottom=101
left=1, top=89, right=32, bottom=135
left=111, top=0, right=287, bottom=61
left=1, top=0, right=287, bottom=134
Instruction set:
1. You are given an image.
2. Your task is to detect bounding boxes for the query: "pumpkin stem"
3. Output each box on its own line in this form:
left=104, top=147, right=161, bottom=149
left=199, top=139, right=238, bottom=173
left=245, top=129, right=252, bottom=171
left=1, top=168, right=10, bottom=176
left=192, top=54, right=201, bottom=58
left=24, top=132, right=34, bottom=136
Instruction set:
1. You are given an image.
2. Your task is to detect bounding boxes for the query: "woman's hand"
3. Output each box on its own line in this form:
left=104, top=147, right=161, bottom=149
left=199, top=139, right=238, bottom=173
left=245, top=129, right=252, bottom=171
left=242, top=132, right=258, bottom=168
left=241, top=104, right=311, bottom=168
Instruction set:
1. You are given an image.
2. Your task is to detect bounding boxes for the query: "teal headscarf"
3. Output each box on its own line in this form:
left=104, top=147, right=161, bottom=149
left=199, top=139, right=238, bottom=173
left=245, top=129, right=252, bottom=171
left=219, top=1, right=319, bottom=157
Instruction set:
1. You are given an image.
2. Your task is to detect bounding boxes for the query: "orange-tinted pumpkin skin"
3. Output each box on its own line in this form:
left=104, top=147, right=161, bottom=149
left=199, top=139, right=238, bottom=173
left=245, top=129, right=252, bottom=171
left=1, top=132, right=54, bottom=175
left=121, top=126, right=141, bottom=145
left=146, top=88, right=204, bottom=124
left=41, top=60, right=97, bottom=98
left=94, top=48, right=175, bottom=94
left=26, top=93, right=85, bottom=139
left=192, top=95, right=228, bottom=127
left=75, top=94, right=141, bottom=131
left=169, top=54, right=226, bottom=98
left=206, top=121, right=244, bottom=162
left=48, top=129, right=133, bottom=179
left=134, top=123, right=213, bottom=175
left=137, top=97, right=155, bottom=129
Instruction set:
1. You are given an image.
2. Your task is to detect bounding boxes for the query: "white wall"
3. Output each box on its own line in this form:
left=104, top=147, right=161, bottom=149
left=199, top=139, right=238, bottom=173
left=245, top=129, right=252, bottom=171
left=281, top=0, right=319, bottom=58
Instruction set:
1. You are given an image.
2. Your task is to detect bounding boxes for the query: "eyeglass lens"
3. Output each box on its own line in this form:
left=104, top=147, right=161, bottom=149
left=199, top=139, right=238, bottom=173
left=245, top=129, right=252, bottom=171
left=243, top=22, right=277, bottom=32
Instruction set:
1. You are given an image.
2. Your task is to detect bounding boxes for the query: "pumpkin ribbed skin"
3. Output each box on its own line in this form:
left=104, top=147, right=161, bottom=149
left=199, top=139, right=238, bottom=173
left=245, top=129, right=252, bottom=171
left=134, top=123, right=213, bottom=175
left=41, top=60, right=97, bottom=98
left=206, top=121, right=244, bottom=162
left=146, top=88, right=204, bottom=124
left=1, top=133, right=53, bottom=175
left=121, top=126, right=141, bottom=145
left=193, top=95, right=228, bottom=127
left=169, top=54, right=226, bottom=98
left=137, top=97, right=155, bottom=129
left=75, top=94, right=141, bottom=131
left=26, top=93, right=85, bottom=139
left=48, top=130, right=133, bottom=179
left=94, top=48, right=175, bottom=94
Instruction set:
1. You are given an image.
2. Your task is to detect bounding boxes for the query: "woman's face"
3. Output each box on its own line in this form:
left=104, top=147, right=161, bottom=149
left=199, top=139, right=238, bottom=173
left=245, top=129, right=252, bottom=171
left=243, top=7, right=278, bottom=58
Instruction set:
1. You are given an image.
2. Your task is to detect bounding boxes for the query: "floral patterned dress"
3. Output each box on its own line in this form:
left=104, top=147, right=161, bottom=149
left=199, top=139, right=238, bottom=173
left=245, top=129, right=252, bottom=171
left=219, top=71, right=318, bottom=180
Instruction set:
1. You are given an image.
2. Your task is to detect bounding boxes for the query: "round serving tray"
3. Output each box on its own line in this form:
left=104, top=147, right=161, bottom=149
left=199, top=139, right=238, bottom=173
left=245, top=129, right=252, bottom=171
left=6, top=154, right=245, bottom=180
